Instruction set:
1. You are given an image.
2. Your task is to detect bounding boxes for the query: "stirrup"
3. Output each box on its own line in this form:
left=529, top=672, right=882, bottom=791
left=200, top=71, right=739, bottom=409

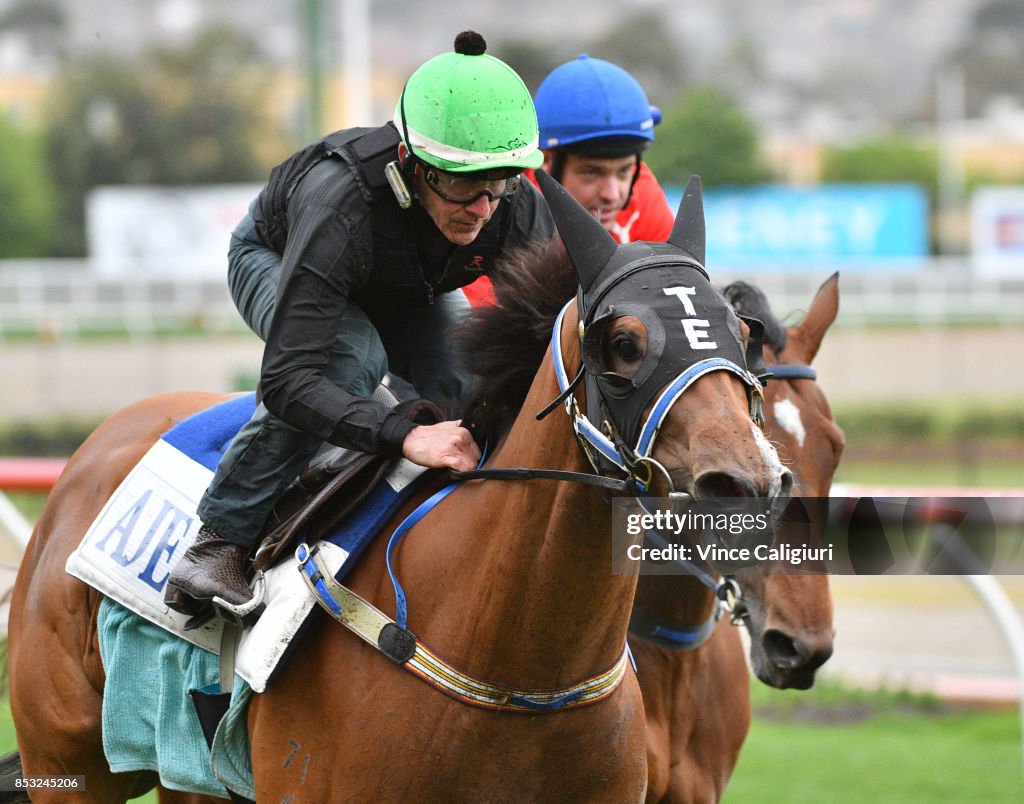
left=211, top=570, right=268, bottom=628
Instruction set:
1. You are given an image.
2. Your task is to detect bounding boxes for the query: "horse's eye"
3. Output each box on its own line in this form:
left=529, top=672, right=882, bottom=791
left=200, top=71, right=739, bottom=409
left=598, top=315, right=648, bottom=378
left=614, top=337, right=641, bottom=362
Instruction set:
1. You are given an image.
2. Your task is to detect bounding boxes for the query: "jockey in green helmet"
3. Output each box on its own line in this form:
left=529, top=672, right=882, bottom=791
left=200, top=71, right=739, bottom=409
left=163, top=32, right=554, bottom=622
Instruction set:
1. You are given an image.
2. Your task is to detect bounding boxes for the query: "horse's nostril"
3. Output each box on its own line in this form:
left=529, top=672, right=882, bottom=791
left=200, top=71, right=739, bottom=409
left=810, top=645, right=834, bottom=669
left=763, top=629, right=834, bottom=671
left=762, top=629, right=807, bottom=669
left=694, top=471, right=756, bottom=499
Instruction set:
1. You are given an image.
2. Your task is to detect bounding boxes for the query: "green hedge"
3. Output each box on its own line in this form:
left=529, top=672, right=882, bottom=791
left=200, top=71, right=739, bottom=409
left=0, top=418, right=101, bottom=457
left=832, top=402, right=1024, bottom=443
left=0, top=403, right=1022, bottom=458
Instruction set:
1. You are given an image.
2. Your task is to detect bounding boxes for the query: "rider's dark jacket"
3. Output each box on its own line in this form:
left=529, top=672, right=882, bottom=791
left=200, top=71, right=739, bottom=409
left=245, top=122, right=555, bottom=455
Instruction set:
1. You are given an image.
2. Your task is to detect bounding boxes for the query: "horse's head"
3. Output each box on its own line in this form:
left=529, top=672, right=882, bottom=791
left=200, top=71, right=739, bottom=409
left=728, top=275, right=844, bottom=689
left=538, top=171, right=791, bottom=560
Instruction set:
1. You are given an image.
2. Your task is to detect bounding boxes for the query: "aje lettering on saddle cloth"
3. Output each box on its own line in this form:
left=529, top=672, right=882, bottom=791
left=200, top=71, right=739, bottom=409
left=64, top=392, right=430, bottom=688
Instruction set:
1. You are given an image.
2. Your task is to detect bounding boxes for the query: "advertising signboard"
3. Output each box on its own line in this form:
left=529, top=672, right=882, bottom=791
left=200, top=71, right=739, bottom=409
left=86, top=185, right=262, bottom=278
left=664, top=184, right=929, bottom=269
left=971, top=186, right=1024, bottom=279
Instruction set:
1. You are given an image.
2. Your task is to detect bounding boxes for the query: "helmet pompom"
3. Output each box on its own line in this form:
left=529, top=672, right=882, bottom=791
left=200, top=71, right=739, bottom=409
left=454, top=30, right=487, bottom=56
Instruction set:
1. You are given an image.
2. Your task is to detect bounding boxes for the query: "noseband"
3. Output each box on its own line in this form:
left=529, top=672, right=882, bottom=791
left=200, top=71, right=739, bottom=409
left=766, top=365, right=817, bottom=381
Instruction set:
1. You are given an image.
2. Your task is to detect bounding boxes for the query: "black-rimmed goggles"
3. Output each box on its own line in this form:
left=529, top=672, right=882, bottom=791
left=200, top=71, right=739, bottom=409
left=421, top=166, right=523, bottom=205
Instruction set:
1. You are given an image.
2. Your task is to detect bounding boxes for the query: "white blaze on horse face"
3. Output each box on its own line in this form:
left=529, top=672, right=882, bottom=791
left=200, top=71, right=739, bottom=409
left=751, top=421, right=788, bottom=497
left=773, top=396, right=807, bottom=449
left=663, top=286, right=718, bottom=350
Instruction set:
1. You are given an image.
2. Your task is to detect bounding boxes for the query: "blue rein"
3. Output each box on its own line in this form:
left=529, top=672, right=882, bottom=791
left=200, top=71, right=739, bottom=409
left=385, top=480, right=463, bottom=630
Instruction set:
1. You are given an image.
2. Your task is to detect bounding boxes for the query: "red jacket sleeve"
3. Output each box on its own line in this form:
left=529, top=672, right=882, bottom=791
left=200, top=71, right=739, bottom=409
left=462, top=277, right=496, bottom=308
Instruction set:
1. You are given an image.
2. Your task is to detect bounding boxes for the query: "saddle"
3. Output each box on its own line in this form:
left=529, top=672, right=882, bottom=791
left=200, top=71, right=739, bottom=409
left=251, top=396, right=445, bottom=573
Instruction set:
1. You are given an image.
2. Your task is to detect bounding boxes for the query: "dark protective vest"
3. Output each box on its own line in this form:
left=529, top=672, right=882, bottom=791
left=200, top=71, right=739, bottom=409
left=254, top=123, right=516, bottom=314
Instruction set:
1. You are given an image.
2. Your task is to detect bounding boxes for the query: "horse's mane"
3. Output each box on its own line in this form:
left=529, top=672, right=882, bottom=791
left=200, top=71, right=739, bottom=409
left=721, top=280, right=788, bottom=353
left=456, top=239, right=578, bottom=442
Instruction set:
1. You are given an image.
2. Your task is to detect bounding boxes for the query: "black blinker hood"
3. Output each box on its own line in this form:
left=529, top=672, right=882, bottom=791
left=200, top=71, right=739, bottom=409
left=536, top=170, right=751, bottom=451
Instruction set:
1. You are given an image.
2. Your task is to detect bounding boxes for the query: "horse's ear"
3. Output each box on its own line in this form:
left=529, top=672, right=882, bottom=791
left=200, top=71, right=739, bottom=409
left=667, top=175, right=706, bottom=267
left=789, top=272, right=840, bottom=364
left=536, top=168, right=618, bottom=293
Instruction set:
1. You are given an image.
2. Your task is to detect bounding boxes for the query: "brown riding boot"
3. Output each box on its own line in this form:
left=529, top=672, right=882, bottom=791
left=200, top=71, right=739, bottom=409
left=163, top=524, right=254, bottom=614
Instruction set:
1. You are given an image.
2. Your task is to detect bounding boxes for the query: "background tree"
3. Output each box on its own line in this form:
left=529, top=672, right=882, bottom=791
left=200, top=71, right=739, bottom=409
left=820, top=135, right=939, bottom=203
left=494, top=39, right=570, bottom=94
left=645, top=85, right=772, bottom=187
left=497, top=8, right=687, bottom=100
left=0, top=115, right=56, bottom=257
left=42, top=26, right=283, bottom=256
left=821, top=135, right=941, bottom=252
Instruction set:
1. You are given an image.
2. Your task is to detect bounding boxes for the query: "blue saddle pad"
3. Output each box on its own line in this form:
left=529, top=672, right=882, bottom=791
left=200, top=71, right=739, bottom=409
left=162, top=392, right=257, bottom=471
left=161, top=391, right=432, bottom=574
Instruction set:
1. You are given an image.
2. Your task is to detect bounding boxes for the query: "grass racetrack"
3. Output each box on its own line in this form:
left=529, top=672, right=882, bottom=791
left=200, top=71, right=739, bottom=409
left=726, top=683, right=1021, bottom=802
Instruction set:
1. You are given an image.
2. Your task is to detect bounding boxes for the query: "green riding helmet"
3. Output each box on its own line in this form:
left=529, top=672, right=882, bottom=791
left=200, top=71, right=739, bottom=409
left=395, top=31, right=543, bottom=174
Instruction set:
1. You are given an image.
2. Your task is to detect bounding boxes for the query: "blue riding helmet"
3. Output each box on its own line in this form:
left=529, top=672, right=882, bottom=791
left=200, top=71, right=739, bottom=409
left=534, top=54, right=662, bottom=150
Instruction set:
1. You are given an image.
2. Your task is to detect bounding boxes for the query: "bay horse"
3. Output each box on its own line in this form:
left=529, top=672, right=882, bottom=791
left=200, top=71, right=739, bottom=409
left=5, top=173, right=791, bottom=802
left=633, top=274, right=844, bottom=803
left=419, top=243, right=844, bottom=801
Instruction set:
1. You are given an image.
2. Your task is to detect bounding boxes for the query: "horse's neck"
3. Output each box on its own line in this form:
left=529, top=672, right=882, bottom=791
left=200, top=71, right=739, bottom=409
left=495, top=375, right=619, bottom=554
left=634, top=573, right=718, bottom=631
left=449, top=343, right=638, bottom=680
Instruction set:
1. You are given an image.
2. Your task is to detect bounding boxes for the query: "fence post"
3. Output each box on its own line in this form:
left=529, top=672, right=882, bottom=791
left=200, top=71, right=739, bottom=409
left=962, top=572, right=1024, bottom=792
left=931, top=522, right=1024, bottom=791
left=0, top=492, right=32, bottom=549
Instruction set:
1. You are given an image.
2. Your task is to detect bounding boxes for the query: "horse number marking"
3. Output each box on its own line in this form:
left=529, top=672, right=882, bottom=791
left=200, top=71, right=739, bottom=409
left=663, top=286, right=718, bottom=350
left=284, top=738, right=311, bottom=785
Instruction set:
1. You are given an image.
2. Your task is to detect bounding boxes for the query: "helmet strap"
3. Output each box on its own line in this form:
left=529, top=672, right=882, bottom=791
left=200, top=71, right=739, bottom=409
left=548, top=150, right=567, bottom=185
left=623, top=153, right=643, bottom=209
left=395, top=92, right=423, bottom=204
left=398, top=87, right=418, bottom=166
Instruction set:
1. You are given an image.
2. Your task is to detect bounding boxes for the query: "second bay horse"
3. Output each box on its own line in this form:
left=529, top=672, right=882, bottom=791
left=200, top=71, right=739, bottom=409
left=634, top=274, right=844, bottom=802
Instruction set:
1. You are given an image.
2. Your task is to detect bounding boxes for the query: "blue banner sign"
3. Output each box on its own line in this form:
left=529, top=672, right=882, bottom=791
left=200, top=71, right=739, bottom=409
left=663, top=184, right=928, bottom=268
